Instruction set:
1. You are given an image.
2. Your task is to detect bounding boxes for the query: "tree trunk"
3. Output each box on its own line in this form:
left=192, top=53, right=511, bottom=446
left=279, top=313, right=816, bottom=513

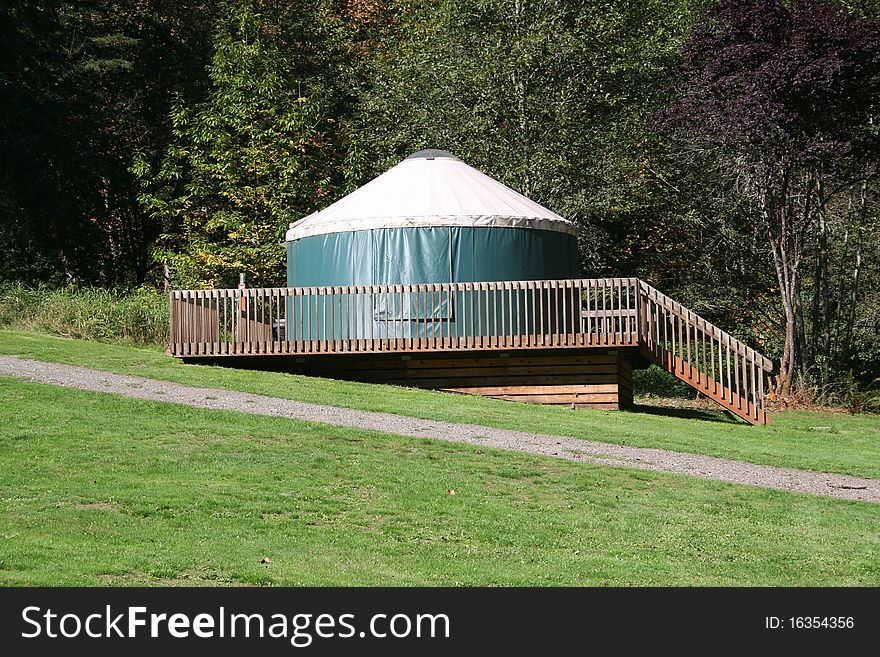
left=763, top=176, right=802, bottom=398
left=810, top=202, right=830, bottom=388
left=778, top=297, right=797, bottom=396
left=842, top=228, right=863, bottom=366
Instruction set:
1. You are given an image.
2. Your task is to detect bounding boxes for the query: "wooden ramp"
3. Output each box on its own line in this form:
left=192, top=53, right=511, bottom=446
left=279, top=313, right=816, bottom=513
left=637, top=282, right=772, bottom=425
left=168, top=278, right=773, bottom=425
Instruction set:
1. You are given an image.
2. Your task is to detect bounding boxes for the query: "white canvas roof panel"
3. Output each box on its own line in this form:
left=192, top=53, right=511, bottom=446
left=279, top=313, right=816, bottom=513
left=286, top=150, right=576, bottom=241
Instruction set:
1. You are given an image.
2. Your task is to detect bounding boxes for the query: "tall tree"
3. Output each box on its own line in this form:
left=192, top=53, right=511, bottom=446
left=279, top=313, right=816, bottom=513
left=136, top=1, right=344, bottom=288
left=0, top=0, right=99, bottom=283
left=0, top=0, right=218, bottom=285
left=350, top=0, right=702, bottom=273
left=77, top=0, right=219, bottom=285
left=652, top=0, right=880, bottom=395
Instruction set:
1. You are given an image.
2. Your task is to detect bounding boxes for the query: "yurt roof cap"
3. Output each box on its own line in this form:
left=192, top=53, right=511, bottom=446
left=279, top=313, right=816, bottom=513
left=406, top=149, right=460, bottom=160
left=286, top=149, right=576, bottom=241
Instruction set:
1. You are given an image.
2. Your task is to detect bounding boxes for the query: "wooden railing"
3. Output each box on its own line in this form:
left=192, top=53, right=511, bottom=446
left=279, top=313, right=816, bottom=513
left=169, top=277, right=773, bottom=424
left=637, top=282, right=772, bottom=425
left=169, top=278, right=641, bottom=357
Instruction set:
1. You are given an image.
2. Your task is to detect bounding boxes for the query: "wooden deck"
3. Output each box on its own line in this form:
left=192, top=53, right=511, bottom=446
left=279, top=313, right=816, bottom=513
left=168, top=278, right=773, bottom=424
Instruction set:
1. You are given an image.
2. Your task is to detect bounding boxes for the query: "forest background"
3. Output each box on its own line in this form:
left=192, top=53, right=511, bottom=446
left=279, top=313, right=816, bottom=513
left=2, top=0, right=878, bottom=401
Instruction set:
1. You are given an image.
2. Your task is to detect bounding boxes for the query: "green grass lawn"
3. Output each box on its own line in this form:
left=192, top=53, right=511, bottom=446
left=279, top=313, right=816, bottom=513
left=1, top=329, right=878, bottom=479
left=1, top=377, right=877, bottom=586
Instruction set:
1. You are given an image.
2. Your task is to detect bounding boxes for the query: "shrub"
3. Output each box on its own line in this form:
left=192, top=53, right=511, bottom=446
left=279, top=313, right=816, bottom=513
left=830, top=375, right=880, bottom=415
left=0, top=283, right=168, bottom=346
left=632, top=364, right=693, bottom=399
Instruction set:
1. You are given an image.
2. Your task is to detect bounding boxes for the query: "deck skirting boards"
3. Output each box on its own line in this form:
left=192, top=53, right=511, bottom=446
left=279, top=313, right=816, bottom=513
left=189, top=348, right=636, bottom=410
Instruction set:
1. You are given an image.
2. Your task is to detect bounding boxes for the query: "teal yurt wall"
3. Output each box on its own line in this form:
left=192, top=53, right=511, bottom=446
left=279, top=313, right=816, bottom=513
left=287, top=226, right=577, bottom=287
left=285, top=150, right=579, bottom=339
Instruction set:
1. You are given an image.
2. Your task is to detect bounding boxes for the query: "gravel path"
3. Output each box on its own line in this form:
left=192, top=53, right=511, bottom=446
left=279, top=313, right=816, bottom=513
left=1, top=355, right=878, bottom=503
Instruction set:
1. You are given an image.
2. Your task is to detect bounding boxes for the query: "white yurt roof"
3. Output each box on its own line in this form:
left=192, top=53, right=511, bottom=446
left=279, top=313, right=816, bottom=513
left=285, top=149, right=576, bottom=241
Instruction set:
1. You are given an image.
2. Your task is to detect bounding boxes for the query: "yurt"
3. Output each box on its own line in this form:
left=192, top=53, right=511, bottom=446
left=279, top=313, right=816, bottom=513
left=167, top=151, right=775, bottom=419
left=284, top=149, right=579, bottom=339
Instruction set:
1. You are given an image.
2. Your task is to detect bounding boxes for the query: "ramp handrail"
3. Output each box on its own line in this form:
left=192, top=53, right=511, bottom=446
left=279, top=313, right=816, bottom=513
left=637, top=281, right=772, bottom=424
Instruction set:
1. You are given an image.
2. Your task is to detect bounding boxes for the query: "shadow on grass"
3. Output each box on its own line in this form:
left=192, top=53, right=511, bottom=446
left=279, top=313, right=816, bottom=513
left=627, top=402, right=741, bottom=424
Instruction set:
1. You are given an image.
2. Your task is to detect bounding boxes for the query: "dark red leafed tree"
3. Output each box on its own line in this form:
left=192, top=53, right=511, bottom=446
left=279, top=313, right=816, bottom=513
left=653, top=0, right=880, bottom=396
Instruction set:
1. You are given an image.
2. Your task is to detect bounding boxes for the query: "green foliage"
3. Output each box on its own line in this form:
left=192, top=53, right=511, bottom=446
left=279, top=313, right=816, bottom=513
left=0, top=0, right=219, bottom=286
left=825, top=373, right=880, bottom=414
left=350, top=0, right=702, bottom=271
left=632, top=364, right=694, bottom=399
left=652, top=0, right=880, bottom=394
left=0, top=285, right=168, bottom=346
left=844, top=386, right=880, bottom=415
left=2, top=0, right=879, bottom=396
left=136, top=1, right=342, bottom=288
